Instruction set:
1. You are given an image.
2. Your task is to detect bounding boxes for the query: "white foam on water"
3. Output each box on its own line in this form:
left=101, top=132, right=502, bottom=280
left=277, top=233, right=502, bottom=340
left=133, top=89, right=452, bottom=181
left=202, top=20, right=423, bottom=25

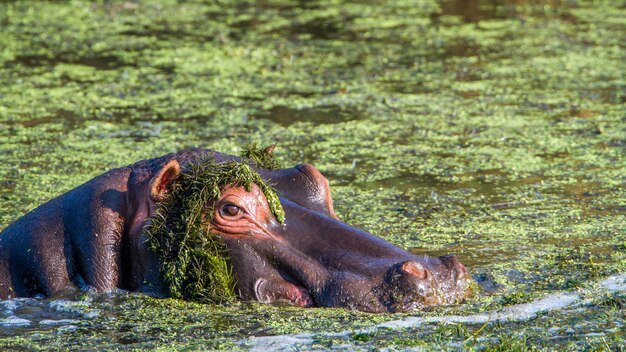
left=57, top=325, right=78, bottom=333
left=39, top=319, right=79, bottom=325
left=246, top=273, right=626, bottom=350
left=0, top=297, right=37, bottom=315
left=47, top=299, right=99, bottom=319
left=248, top=335, right=316, bottom=352
left=0, top=300, right=19, bottom=313
left=599, top=274, right=626, bottom=292
left=83, top=310, right=101, bottom=319
left=0, top=315, right=31, bottom=327
left=361, top=291, right=580, bottom=332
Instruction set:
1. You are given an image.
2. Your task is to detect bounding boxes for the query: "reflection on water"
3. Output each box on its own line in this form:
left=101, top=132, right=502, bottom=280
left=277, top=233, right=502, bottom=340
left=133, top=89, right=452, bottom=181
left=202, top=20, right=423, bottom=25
left=251, top=105, right=363, bottom=126
left=1, top=109, right=83, bottom=129
left=360, top=170, right=543, bottom=206
left=439, top=0, right=566, bottom=22
left=440, top=0, right=501, bottom=22
left=411, top=234, right=616, bottom=271
left=11, top=54, right=126, bottom=70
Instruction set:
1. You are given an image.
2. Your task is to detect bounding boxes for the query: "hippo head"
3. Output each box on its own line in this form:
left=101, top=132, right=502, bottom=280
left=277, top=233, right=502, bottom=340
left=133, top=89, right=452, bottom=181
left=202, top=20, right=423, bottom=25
left=142, top=150, right=472, bottom=313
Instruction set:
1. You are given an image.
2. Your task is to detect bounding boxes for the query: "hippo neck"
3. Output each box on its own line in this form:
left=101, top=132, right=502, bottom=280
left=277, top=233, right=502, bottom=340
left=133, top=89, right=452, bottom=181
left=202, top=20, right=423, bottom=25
left=120, top=164, right=163, bottom=293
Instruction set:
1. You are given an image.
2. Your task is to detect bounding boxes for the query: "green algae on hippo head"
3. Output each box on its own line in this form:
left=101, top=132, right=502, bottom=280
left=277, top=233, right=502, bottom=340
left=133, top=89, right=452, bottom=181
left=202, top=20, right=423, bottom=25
left=144, top=154, right=286, bottom=303
left=241, top=142, right=283, bottom=170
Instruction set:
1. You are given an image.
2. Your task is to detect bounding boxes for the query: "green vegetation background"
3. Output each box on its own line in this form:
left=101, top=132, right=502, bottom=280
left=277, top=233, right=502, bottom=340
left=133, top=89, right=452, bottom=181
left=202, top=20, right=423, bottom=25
left=0, top=0, right=624, bottom=350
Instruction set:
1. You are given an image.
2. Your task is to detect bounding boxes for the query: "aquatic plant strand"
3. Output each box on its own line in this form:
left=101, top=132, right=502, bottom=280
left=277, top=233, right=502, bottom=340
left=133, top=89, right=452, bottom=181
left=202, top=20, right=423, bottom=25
left=241, top=142, right=282, bottom=170
left=145, top=156, right=285, bottom=303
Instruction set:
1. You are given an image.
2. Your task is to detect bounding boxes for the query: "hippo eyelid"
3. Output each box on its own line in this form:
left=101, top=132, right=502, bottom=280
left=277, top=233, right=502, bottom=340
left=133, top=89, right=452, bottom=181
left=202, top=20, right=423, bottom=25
left=216, top=195, right=249, bottom=214
left=220, top=203, right=243, bottom=218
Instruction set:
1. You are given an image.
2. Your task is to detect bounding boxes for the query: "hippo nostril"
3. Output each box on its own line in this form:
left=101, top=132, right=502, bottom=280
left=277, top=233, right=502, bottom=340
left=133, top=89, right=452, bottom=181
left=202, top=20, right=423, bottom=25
left=457, top=263, right=468, bottom=276
left=439, top=254, right=460, bottom=268
left=398, top=260, right=429, bottom=280
left=458, top=263, right=467, bottom=273
left=438, top=254, right=469, bottom=281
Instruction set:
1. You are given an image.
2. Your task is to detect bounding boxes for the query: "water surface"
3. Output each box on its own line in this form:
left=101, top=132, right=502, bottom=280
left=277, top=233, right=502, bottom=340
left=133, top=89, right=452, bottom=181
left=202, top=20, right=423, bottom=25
left=0, top=0, right=624, bottom=350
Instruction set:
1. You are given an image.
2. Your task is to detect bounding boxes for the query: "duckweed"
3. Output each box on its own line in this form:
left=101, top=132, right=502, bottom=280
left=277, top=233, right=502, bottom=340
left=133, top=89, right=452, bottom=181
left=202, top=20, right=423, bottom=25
left=0, top=0, right=624, bottom=350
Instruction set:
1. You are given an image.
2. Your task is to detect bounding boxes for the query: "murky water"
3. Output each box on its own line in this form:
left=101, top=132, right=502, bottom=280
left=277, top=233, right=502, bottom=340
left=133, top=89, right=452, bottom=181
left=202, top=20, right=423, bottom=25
left=0, top=0, right=624, bottom=350
left=251, top=105, right=363, bottom=126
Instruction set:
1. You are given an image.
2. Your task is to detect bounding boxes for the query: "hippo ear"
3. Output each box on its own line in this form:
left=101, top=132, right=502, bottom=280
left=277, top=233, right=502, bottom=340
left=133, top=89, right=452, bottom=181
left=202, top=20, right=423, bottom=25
left=263, top=144, right=276, bottom=154
left=150, top=160, right=181, bottom=201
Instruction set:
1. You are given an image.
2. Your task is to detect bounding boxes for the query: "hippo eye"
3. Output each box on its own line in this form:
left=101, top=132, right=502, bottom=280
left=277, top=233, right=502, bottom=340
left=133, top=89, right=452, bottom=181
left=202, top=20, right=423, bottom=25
left=220, top=204, right=242, bottom=218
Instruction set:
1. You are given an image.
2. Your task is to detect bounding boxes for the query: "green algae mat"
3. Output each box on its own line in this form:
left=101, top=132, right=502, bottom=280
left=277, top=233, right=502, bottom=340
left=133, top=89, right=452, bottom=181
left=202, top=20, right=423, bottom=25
left=0, top=0, right=624, bottom=350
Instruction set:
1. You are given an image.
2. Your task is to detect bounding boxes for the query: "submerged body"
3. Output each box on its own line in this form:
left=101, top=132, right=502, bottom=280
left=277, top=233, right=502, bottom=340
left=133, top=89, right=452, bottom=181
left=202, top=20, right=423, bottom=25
left=0, top=149, right=471, bottom=312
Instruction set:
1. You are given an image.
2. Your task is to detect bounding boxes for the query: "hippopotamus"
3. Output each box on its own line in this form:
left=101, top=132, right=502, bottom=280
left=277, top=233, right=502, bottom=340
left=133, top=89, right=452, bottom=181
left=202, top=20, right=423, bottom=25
left=0, top=148, right=471, bottom=312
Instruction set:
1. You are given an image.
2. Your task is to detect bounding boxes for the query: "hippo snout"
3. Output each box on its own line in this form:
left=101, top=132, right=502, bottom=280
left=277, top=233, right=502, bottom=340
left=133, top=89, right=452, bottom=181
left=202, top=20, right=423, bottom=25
left=380, top=260, right=444, bottom=312
left=373, top=255, right=473, bottom=312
